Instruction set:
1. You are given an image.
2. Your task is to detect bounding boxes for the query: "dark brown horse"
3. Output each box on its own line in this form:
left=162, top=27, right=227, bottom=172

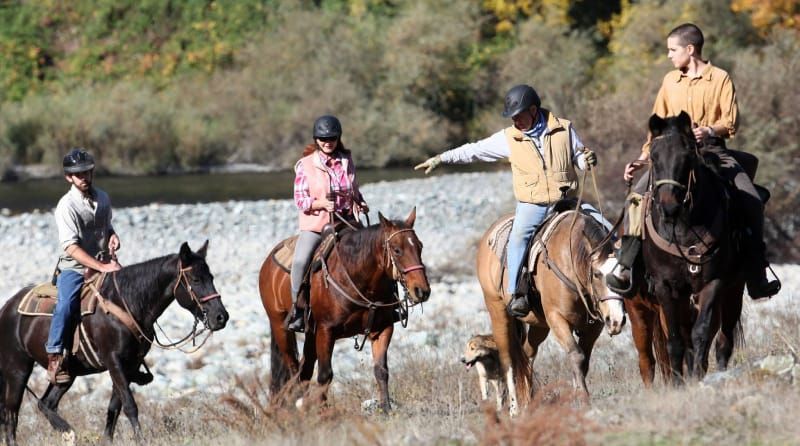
left=259, top=209, right=430, bottom=412
left=630, top=112, right=745, bottom=383
left=0, top=242, right=229, bottom=445
left=476, top=209, right=625, bottom=416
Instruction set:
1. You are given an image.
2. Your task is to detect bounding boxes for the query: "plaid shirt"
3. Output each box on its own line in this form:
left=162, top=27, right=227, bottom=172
left=293, top=151, right=359, bottom=213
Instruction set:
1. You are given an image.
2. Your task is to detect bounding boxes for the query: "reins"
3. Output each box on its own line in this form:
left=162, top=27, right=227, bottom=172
left=111, top=260, right=219, bottom=352
left=320, top=226, right=424, bottom=350
left=562, top=162, right=620, bottom=321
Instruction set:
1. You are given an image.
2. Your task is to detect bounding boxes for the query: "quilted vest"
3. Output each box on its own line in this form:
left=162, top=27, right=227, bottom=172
left=505, top=110, right=578, bottom=204
left=297, top=151, right=355, bottom=232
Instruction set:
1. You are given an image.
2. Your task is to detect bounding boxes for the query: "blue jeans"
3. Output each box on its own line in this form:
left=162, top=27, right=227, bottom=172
left=507, top=202, right=551, bottom=295
left=46, top=269, right=84, bottom=354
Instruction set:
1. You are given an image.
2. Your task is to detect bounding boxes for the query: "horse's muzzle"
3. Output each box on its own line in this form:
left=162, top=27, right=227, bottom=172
left=604, top=313, right=626, bottom=336
left=206, top=306, right=229, bottom=331
left=410, top=285, right=431, bottom=303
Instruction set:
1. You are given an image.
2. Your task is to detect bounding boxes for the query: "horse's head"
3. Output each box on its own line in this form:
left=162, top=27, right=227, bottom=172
left=175, top=241, right=229, bottom=331
left=649, top=111, right=697, bottom=219
left=588, top=250, right=626, bottom=336
left=378, top=207, right=431, bottom=303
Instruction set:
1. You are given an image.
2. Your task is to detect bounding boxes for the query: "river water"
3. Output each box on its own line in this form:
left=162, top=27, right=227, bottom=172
left=0, top=164, right=498, bottom=214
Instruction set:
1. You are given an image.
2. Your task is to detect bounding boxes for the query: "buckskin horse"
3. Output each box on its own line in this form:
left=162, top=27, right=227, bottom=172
left=476, top=207, right=625, bottom=416
left=630, top=112, right=746, bottom=384
left=259, top=209, right=430, bottom=412
left=0, top=242, right=229, bottom=445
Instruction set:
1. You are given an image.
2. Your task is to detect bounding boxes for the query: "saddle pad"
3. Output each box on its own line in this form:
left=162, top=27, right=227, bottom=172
left=487, top=215, right=515, bottom=260
left=272, top=236, right=299, bottom=273
left=271, top=232, right=338, bottom=274
left=18, top=274, right=104, bottom=317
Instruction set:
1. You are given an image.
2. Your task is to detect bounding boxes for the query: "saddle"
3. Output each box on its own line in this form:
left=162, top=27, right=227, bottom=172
left=17, top=271, right=150, bottom=373
left=17, top=273, right=107, bottom=368
left=487, top=200, right=606, bottom=303
left=271, top=221, right=361, bottom=277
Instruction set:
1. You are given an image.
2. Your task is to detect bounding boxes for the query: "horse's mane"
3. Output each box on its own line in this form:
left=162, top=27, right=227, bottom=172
left=337, top=220, right=409, bottom=267
left=651, top=126, right=723, bottom=180
left=101, top=253, right=177, bottom=317
left=572, top=213, right=613, bottom=270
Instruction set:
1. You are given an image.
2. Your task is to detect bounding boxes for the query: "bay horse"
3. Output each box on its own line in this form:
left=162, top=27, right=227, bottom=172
left=631, top=112, right=745, bottom=383
left=476, top=208, right=626, bottom=416
left=259, top=209, right=430, bottom=413
left=0, top=242, right=229, bottom=445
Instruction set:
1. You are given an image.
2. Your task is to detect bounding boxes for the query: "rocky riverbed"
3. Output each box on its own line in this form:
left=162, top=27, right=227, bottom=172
left=0, top=171, right=797, bottom=403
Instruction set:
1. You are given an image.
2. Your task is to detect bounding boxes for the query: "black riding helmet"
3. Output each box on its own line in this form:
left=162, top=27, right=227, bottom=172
left=313, top=115, right=342, bottom=139
left=62, top=148, right=95, bottom=174
left=501, top=84, right=541, bottom=118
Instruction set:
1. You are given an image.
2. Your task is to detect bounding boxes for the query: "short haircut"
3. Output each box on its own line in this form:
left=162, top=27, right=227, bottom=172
left=668, top=23, right=704, bottom=54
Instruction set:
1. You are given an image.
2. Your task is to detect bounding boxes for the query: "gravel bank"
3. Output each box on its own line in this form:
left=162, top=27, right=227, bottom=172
left=0, top=171, right=796, bottom=402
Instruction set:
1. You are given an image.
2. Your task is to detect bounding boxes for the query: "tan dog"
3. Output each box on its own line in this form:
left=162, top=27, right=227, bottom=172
left=461, top=334, right=505, bottom=410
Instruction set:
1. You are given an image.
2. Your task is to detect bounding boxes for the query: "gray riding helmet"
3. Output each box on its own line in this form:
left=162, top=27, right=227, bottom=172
left=501, top=84, right=541, bottom=118
left=62, top=148, right=95, bottom=173
left=313, top=115, right=343, bottom=139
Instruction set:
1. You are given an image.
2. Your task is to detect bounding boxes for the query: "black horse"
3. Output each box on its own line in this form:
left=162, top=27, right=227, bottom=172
left=0, top=242, right=229, bottom=445
left=639, top=111, right=745, bottom=381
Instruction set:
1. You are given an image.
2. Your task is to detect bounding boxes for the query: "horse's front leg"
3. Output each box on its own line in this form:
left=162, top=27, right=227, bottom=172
left=37, top=382, right=75, bottom=433
left=104, top=358, right=142, bottom=443
left=103, top=389, right=122, bottom=441
left=314, top=327, right=336, bottom=405
left=624, top=297, right=657, bottom=387
left=546, top=312, right=589, bottom=400
left=691, top=280, right=722, bottom=378
left=370, top=323, right=394, bottom=413
left=658, top=296, right=686, bottom=384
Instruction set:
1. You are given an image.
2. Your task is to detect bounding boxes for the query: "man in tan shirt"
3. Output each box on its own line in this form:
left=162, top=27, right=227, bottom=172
left=606, top=23, right=780, bottom=299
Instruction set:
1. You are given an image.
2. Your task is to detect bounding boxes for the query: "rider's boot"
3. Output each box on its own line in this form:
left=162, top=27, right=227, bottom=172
left=744, top=230, right=781, bottom=300
left=606, top=235, right=641, bottom=296
left=287, top=287, right=306, bottom=332
left=47, top=353, right=71, bottom=384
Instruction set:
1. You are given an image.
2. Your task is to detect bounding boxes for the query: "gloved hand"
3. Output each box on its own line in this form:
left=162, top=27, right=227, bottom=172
left=583, top=148, right=597, bottom=167
left=414, top=155, right=442, bottom=174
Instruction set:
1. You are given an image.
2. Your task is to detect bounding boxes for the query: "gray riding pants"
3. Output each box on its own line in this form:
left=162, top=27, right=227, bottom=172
left=290, top=231, right=322, bottom=302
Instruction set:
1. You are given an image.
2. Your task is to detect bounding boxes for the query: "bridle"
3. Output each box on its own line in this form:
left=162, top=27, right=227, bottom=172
left=321, top=226, right=427, bottom=350
left=173, top=262, right=222, bottom=305
left=384, top=229, right=426, bottom=282
left=113, top=260, right=221, bottom=351
left=650, top=133, right=699, bottom=208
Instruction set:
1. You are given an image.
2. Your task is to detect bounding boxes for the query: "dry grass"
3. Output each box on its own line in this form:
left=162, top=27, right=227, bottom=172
left=9, top=297, right=800, bottom=445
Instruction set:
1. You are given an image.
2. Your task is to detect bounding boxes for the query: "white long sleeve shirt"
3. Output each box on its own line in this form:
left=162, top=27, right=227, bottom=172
left=439, top=128, right=588, bottom=170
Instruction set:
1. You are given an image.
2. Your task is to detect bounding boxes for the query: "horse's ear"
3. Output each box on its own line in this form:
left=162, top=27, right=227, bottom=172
left=378, top=211, right=390, bottom=227
left=404, top=207, right=417, bottom=228
left=676, top=111, right=693, bottom=136
left=197, top=240, right=209, bottom=259
left=649, top=113, right=667, bottom=137
left=179, top=242, right=192, bottom=264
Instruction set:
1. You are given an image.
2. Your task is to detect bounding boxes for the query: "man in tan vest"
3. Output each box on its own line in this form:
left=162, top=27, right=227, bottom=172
left=415, top=84, right=596, bottom=317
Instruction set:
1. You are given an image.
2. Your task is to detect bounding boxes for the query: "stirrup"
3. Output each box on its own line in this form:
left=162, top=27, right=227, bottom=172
left=606, top=265, right=635, bottom=297
left=506, top=294, right=531, bottom=318
left=286, top=305, right=305, bottom=333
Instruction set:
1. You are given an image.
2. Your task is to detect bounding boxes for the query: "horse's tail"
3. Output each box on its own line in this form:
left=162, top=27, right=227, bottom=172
left=652, top=315, right=671, bottom=383
left=733, top=318, right=746, bottom=351
left=269, top=330, right=294, bottom=398
left=509, top=317, right=533, bottom=401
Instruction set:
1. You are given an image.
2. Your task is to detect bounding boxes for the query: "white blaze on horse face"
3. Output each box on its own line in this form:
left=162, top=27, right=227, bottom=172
left=596, top=257, right=625, bottom=336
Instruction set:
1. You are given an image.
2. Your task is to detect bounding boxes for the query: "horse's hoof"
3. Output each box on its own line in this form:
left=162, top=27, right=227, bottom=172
left=61, top=430, right=76, bottom=446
